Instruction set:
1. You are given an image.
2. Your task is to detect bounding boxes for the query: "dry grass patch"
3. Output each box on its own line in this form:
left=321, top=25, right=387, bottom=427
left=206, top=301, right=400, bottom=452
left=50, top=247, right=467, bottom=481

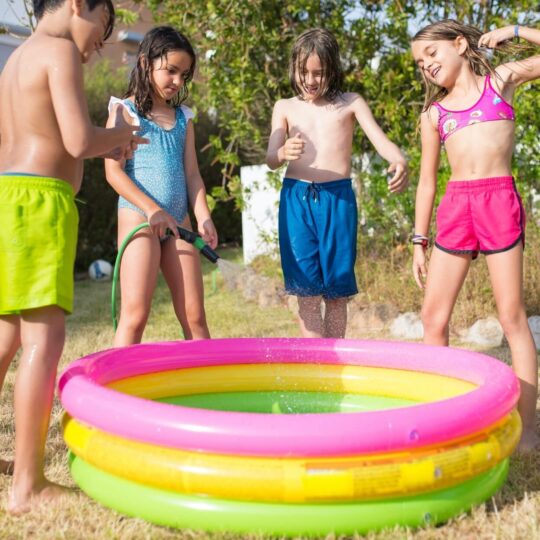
left=1, top=247, right=540, bottom=539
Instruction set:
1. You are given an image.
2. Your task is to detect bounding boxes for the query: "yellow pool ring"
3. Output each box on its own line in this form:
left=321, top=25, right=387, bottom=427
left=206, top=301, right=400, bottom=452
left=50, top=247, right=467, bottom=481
left=109, top=363, right=476, bottom=402
left=63, top=409, right=519, bottom=502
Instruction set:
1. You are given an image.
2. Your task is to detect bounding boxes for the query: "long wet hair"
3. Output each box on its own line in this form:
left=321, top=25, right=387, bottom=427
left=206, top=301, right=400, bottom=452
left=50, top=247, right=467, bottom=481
left=289, top=28, right=344, bottom=102
left=33, top=0, right=114, bottom=40
left=412, top=19, right=519, bottom=112
left=125, top=26, right=196, bottom=117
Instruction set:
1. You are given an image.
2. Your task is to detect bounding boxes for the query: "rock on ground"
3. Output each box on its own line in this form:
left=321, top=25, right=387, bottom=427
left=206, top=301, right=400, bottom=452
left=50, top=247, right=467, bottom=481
left=390, top=312, right=424, bottom=340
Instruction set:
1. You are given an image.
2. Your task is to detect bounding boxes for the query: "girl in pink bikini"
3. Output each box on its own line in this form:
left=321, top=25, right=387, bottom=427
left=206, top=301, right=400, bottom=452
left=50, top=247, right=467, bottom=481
left=411, top=20, right=540, bottom=452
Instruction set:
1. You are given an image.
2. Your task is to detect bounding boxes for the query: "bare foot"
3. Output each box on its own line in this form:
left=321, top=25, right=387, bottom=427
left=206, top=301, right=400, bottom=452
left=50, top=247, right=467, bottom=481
left=8, top=480, right=73, bottom=515
left=516, top=429, right=540, bottom=455
left=0, top=459, right=14, bottom=475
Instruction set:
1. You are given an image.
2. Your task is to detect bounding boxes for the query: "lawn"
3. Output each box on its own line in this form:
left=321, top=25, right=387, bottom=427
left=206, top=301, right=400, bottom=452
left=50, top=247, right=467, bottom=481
left=1, top=247, right=539, bottom=539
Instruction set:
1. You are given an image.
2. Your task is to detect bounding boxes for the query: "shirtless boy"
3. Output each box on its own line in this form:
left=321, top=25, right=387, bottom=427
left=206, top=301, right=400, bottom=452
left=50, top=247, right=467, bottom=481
left=0, top=0, right=144, bottom=514
left=266, top=28, right=408, bottom=338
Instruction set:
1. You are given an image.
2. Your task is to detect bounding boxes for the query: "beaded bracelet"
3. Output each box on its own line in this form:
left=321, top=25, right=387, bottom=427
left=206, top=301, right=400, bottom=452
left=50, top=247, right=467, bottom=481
left=411, top=234, right=429, bottom=248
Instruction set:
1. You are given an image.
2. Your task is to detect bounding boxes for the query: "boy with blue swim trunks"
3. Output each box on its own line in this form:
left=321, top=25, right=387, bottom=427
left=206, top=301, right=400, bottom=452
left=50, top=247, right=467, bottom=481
left=0, top=0, right=145, bottom=514
left=266, top=28, right=408, bottom=338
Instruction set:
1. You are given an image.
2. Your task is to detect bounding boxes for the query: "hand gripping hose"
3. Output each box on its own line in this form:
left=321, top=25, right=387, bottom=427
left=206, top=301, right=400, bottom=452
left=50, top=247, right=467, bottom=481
left=111, top=223, right=219, bottom=330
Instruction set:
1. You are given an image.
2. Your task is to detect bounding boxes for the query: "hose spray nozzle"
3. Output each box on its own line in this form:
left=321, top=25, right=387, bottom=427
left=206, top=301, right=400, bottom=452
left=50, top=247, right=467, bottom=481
left=170, top=226, right=220, bottom=264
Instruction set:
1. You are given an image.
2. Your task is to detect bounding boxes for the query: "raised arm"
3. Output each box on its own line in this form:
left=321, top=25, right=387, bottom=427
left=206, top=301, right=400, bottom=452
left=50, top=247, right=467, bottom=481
left=48, top=40, right=143, bottom=159
left=351, top=94, right=408, bottom=193
left=413, top=108, right=441, bottom=289
left=184, top=120, right=218, bottom=248
left=480, top=26, right=540, bottom=87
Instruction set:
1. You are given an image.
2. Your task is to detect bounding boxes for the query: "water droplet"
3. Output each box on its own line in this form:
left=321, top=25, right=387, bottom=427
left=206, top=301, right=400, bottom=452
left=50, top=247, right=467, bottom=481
left=409, top=429, right=419, bottom=441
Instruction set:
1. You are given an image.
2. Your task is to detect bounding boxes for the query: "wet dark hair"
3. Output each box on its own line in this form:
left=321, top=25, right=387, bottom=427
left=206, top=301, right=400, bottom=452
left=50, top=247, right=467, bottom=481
left=289, top=28, right=344, bottom=101
left=33, top=0, right=115, bottom=40
left=412, top=19, right=519, bottom=112
left=125, top=26, right=196, bottom=117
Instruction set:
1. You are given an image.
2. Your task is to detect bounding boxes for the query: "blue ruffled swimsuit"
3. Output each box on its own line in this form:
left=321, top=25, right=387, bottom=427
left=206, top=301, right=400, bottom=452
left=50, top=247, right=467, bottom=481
left=118, top=100, right=194, bottom=223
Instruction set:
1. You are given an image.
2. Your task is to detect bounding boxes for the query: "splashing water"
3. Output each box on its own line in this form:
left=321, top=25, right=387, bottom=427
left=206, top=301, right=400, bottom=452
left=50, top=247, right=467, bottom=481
left=216, top=258, right=248, bottom=290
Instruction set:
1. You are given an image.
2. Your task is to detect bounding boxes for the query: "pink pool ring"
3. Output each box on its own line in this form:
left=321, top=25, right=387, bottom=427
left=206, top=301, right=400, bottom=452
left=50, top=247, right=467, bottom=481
left=58, top=338, right=519, bottom=457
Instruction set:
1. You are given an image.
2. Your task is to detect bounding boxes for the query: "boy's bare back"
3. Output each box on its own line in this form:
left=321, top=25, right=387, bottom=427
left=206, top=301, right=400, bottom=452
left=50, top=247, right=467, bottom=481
left=0, top=34, right=92, bottom=191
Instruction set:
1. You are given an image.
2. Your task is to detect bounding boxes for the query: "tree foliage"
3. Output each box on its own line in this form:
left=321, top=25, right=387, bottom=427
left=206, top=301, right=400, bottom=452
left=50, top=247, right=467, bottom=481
left=135, top=0, right=538, bottom=244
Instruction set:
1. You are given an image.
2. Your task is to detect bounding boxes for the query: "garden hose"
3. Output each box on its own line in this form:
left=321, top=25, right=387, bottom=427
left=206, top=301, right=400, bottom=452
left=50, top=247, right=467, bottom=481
left=111, top=223, right=220, bottom=330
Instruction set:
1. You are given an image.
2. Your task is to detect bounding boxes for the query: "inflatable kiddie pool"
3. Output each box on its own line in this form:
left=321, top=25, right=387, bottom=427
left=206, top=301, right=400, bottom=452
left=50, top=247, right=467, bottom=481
left=59, top=338, right=520, bottom=536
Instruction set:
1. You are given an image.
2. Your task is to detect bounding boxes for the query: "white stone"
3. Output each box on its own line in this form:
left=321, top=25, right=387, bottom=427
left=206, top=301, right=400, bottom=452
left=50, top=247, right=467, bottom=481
left=462, top=317, right=504, bottom=347
left=528, top=316, right=540, bottom=350
left=390, top=312, right=424, bottom=340
left=349, top=303, right=399, bottom=333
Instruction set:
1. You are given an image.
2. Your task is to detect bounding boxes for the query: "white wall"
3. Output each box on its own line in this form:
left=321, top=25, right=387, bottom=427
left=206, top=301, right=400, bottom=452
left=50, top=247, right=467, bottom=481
left=0, top=33, right=23, bottom=70
left=1, top=0, right=31, bottom=71
left=240, top=164, right=281, bottom=265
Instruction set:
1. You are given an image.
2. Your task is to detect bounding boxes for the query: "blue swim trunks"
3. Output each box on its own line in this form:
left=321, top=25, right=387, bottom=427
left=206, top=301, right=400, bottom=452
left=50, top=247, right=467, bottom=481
left=279, top=177, right=358, bottom=299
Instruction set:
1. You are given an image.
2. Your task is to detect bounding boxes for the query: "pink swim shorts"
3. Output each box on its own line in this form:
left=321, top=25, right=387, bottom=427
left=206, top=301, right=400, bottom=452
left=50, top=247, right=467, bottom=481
left=435, top=176, right=525, bottom=259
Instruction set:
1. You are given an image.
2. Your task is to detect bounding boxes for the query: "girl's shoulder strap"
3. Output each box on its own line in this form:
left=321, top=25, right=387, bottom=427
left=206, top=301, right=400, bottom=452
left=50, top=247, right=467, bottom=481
left=485, top=72, right=499, bottom=94
left=430, top=101, right=444, bottom=119
left=180, top=104, right=195, bottom=122
left=108, top=96, right=141, bottom=126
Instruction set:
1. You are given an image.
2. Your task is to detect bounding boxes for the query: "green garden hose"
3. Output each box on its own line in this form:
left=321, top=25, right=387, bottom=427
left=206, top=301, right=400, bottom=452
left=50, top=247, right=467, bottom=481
left=111, top=223, right=219, bottom=330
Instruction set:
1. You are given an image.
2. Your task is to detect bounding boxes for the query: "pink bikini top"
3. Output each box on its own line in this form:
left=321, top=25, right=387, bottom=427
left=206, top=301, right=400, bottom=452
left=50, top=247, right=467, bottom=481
left=432, top=74, right=515, bottom=143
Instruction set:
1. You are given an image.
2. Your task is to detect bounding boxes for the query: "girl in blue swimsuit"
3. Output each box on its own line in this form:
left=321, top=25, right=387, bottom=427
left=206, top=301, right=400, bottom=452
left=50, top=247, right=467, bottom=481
left=105, top=26, right=218, bottom=344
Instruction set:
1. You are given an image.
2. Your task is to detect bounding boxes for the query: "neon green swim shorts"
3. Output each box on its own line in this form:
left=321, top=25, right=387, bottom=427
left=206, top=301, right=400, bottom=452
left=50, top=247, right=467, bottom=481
left=0, top=174, right=79, bottom=314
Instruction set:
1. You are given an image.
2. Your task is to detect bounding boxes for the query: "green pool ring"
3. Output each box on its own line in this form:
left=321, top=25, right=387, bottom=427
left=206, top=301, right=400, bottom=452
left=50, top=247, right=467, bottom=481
left=158, top=391, right=417, bottom=413
left=69, top=454, right=508, bottom=537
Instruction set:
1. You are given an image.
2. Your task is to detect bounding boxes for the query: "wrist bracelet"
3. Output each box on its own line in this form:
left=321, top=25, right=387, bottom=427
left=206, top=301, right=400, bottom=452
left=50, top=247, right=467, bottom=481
left=411, top=233, right=429, bottom=248
left=514, top=25, right=519, bottom=39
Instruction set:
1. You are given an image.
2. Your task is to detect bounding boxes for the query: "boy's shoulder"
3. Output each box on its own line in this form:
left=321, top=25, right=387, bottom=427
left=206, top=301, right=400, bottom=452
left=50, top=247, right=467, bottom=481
left=28, top=33, right=80, bottom=58
left=274, top=96, right=300, bottom=108
left=17, top=34, right=83, bottom=77
left=338, top=92, right=366, bottom=106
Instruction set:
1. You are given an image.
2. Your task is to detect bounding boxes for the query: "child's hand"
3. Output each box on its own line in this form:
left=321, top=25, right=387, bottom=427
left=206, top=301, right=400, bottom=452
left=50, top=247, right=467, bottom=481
left=478, top=26, right=515, bottom=49
left=412, top=244, right=428, bottom=289
left=198, top=218, right=218, bottom=249
left=98, top=147, right=124, bottom=161
left=147, top=207, right=179, bottom=239
left=111, top=104, right=148, bottom=159
left=278, top=133, right=305, bottom=162
left=123, top=132, right=149, bottom=160
left=387, top=161, right=408, bottom=193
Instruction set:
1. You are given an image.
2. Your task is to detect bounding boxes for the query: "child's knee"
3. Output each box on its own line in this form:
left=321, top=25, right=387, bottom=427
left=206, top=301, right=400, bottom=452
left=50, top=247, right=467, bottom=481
left=421, top=306, right=449, bottom=334
left=0, top=339, right=20, bottom=363
left=298, top=296, right=321, bottom=313
left=498, top=310, right=527, bottom=337
left=324, top=297, right=347, bottom=311
left=121, top=306, right=150, bottom=331
left=184, top=304, right=207, bottom=328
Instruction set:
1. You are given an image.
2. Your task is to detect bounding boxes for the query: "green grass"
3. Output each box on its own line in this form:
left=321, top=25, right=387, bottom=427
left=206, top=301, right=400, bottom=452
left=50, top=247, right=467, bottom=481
left=1, top=245, right=540, bottom=539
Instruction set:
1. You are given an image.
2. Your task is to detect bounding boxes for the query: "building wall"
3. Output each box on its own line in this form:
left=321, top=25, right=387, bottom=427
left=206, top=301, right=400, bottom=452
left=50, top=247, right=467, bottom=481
left=0, top=2, right=153, bottom=71
left=240, top=165, right=281, bottom=265
left=0, top=33, right=23, bottom=69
